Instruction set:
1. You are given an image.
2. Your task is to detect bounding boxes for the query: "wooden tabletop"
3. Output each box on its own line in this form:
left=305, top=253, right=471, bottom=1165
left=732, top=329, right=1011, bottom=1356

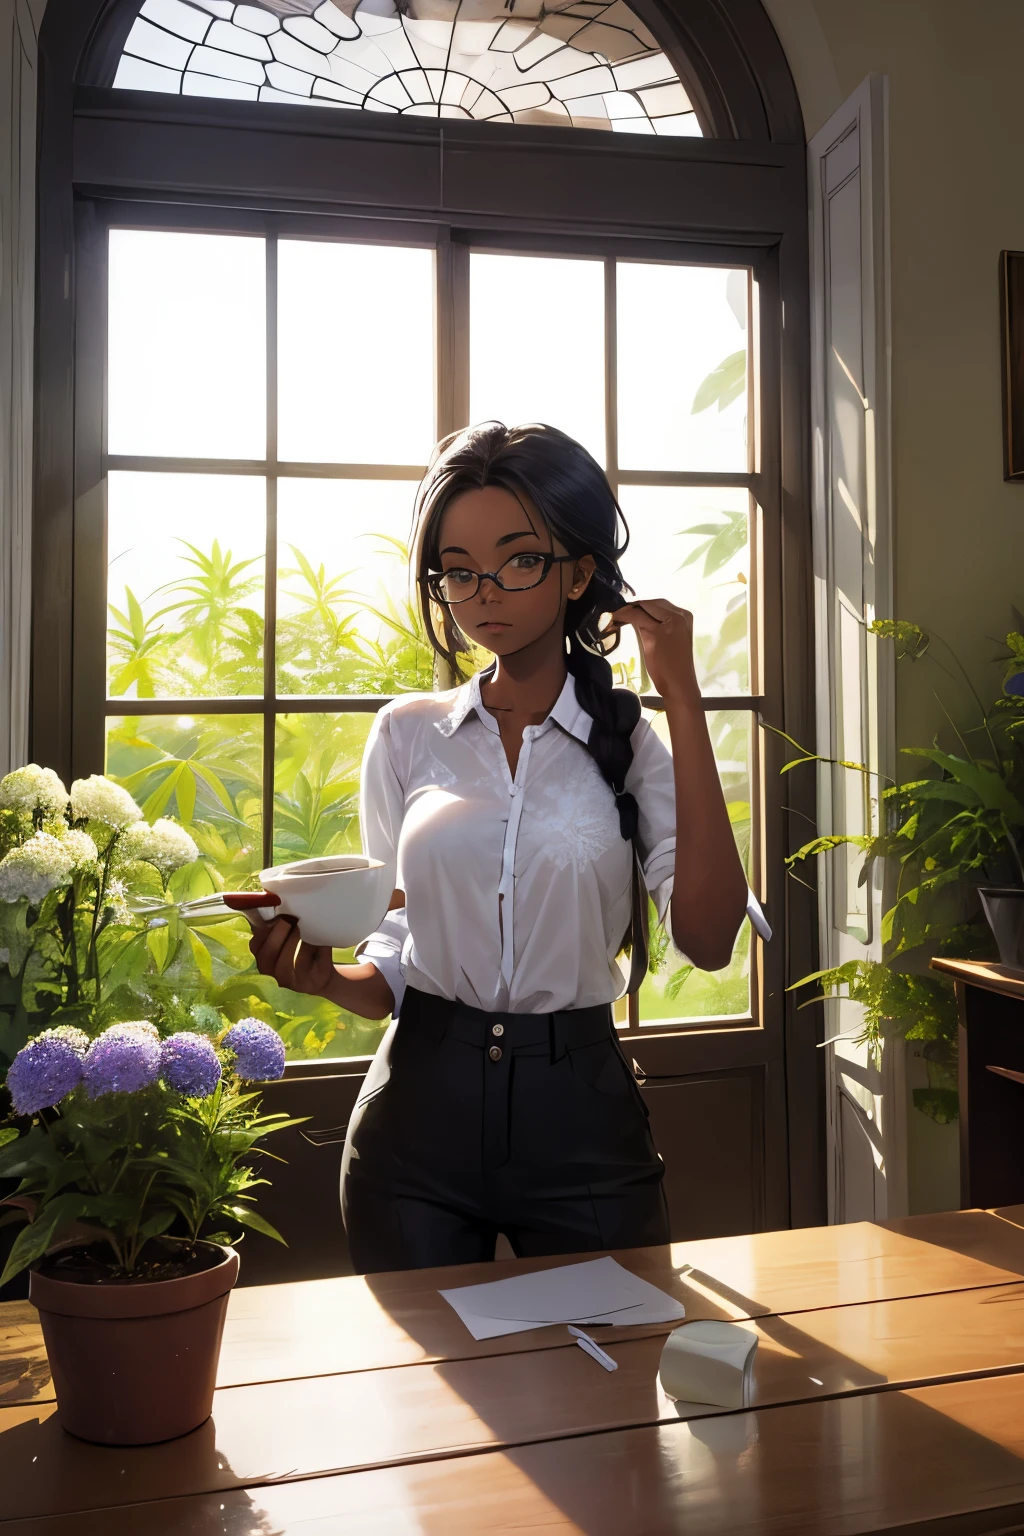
left=7, top=1210, right=1024, bottom=1409
left=931, top=955, right=1024, bottom=1000
left=7, top=1210, right=1024, bottom=1532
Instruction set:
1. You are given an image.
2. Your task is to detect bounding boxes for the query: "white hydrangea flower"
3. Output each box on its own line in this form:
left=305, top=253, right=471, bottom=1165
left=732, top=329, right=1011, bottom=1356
left=120, top=818, right=199, bottom=875
left=57, top=828, right=99, bottom=870
left=0, top=832, right=75, bottom=904
left=104, top=876, right=133, bottom=925
left=0, top=765, right=69, bottom=816
left=70, top=775, right=143, bottom=830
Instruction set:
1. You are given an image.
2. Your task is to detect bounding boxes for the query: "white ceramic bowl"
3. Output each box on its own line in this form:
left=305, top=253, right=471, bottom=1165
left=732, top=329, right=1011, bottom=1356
left=259, top=855, right=394, bottom=949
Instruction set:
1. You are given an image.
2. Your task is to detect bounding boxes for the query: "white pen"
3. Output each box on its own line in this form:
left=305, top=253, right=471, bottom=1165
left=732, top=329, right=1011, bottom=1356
left=568, top=1325, right=618, bottom=1371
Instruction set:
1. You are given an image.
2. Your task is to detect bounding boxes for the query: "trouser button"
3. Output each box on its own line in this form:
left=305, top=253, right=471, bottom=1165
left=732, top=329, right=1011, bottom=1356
left=492, top=1023, right=504, bottom=1037
left=488, top=1045, right=502, bottom=1062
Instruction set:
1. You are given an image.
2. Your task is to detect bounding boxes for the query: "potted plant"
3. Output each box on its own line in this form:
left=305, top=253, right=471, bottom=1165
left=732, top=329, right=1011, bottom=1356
left=781, top=617, right=1024, bottom=1123
left=0, top=765, right=296, bottom=1444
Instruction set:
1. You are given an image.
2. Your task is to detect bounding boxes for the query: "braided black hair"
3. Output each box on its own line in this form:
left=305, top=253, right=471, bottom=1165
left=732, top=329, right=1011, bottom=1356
left=410, top=420, right=641, bottom=845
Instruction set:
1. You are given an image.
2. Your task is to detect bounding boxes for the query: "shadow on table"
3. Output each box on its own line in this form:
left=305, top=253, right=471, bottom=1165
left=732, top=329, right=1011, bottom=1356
left=354, top=1248, right=988, bottom=1536
left=881, top=1211, right=1024, bottom=1275
left=0, top=1406, right=280, bottom=1533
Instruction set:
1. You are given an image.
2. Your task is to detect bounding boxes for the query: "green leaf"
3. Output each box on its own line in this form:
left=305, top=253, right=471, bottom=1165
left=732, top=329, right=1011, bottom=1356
left=0, top=1192, right=92, bottom=1288
left=147, top=923, right=171, bottom=973
left=176, top=768, right=196, bottom=828
left=0, top=1125, right=61, bottom=1181
left=912, top=1087, right=959, bottom=1124
left=901, top=747, right=1024, bottom=822
left=665, top=964, right=694, bottom=1001
left=786, top=833, right=872, bottom=867
left=221, top=1203, right=287, bottom=1244
left=137, top=1207, right=177, bottom=1243
left=692, top=350, right=746, bottom=414
left=186, top=927, right=214, bottom=984
left=0, top=1127, right=19, bottom=1149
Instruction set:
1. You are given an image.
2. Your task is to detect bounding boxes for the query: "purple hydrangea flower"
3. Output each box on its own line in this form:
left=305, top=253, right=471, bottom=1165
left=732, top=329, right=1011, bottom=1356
left=5, top=1029, right=86, bottom=1114
left=160, top=1031, right=222, bottom=1098
left=82, top=1023, right=161, bottom=1098
left=223, top=1018, right=286, bottom=1081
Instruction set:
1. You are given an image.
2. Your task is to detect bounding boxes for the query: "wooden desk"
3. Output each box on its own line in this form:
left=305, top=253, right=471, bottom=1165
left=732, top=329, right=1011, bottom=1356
left=931, top=957, right=1024, bottom=1208
left=7, top=1210, right=1024, bottom=1408
left=6, top=1212, right=1024, bottom=1533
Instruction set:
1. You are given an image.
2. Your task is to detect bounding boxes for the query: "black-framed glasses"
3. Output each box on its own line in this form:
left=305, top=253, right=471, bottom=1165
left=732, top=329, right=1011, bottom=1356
left=423, top=553, right=576, bottom=605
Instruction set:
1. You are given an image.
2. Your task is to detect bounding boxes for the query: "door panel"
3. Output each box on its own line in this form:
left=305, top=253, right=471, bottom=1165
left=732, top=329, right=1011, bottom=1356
left=809, top=76, right=902, bottom=1224
left=645, top=1071, right=765, bottom=1240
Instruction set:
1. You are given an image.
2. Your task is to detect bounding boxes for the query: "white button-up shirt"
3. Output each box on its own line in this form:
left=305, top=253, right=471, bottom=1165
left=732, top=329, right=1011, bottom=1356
left=356, top=671, right=682, bottom=1017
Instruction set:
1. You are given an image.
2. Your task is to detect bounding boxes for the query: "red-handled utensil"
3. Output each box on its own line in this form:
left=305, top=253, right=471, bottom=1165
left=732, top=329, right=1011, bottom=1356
left=222, top=892, right=281, bottom=912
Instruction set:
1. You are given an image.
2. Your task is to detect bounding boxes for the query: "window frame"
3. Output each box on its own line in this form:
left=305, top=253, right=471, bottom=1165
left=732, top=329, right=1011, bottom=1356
left=70, top=198, right=777, bottom=1027
left=33, top=0, right=823, bottom=1228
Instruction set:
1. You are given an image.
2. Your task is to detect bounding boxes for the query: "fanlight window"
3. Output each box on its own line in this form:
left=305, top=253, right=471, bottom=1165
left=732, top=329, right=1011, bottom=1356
left=114, top=0, right=701, bottom=136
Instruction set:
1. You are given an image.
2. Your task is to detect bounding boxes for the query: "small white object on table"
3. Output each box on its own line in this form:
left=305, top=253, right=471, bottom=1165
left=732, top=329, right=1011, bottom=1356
left=659, top=1319, right=759, bottom=1409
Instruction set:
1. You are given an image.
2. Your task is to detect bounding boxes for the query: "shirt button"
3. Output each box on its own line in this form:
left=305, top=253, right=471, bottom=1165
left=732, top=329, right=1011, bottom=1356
left=488, top=1045, right=502, bottom=1062
left=492, top=1023, right=504, bottom=1037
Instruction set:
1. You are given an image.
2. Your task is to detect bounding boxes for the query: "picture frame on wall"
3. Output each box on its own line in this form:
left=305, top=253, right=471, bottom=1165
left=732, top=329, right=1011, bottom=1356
left=1000, top=250, right=1024, bottom=480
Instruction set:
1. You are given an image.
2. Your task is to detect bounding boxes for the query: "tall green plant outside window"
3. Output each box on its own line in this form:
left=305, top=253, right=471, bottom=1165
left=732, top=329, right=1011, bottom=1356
left=103, top=229, right=762, bottom=1058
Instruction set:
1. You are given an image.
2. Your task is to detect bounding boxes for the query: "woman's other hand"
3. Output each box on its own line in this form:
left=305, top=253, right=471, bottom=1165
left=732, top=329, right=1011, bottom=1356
left=604, top=599, right=700, bottom=706
left=606, top=598, right=698, bottom=706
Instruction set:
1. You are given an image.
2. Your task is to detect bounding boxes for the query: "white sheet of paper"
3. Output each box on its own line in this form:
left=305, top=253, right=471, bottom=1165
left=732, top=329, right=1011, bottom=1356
left=439, top=1256, right=687, bottom=1341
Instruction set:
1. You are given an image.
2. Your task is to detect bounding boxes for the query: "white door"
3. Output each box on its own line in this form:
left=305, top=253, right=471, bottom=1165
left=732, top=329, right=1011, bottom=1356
left=809, top=75, right=905, bottom=1222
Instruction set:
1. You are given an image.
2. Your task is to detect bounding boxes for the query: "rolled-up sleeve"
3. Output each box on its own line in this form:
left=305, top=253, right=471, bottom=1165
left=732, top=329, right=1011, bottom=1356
left=356, top=910, right=409, bottom=1019
left=353, top=706, right=408, bottom=1016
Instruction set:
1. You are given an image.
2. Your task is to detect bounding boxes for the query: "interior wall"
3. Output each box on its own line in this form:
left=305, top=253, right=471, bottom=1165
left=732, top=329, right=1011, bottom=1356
left=764, top=0, right=1024, bottom=1212
left=767, top=0, right=1024, bottom=740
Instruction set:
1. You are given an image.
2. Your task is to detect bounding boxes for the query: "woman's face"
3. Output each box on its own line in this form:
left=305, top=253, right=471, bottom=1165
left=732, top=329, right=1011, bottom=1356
left=435, top=485, right=595, bottom=660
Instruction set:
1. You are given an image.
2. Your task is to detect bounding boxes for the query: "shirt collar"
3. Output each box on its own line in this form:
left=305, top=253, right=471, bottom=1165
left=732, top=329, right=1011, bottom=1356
left=436, top=670, right=592, bottom=746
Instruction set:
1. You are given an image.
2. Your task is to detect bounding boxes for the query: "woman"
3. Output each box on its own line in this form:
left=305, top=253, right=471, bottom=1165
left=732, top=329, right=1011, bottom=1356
left=251, top=421, right=757, bottom=1274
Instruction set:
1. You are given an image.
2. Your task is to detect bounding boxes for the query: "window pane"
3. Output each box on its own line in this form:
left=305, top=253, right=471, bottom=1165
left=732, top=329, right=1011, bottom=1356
left=638, top=708, right=753, bottom=1024
left=614, top=487, right=750, bottom=695
left=617, top=263, right=748, bottom=472
left=277, top=241, right=434, bottom=465
left=108, top=230, right=266, bottom=459
left=274, top=710, right=391, bottom=1062
left=105, top=712, right=263, bottom=890
left=276, top=478, right=434, bottom=695
left=470, top=253, right=606, bottom=465
left=273, top=711, right=370, bottom=866
left=116, top=0, right=701, bottom=138
left=107, top=472, right=265, bottom=700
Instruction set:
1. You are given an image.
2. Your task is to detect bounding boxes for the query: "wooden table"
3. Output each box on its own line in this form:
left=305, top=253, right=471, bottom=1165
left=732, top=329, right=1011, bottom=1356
left=7, top=1211, right=1024, bottom=1532
left=931, top=957, right=1024, bottom=1208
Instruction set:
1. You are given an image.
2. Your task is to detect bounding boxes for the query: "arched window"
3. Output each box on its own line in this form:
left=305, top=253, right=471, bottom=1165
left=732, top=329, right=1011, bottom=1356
left=35, top=0, right=817, bottom=1246
left=115, top=0, right=701, bottom=136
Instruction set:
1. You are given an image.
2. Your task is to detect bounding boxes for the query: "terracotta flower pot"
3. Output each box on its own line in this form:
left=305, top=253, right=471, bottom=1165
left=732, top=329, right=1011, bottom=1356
left=29, top=1241, right=239, bottom=1445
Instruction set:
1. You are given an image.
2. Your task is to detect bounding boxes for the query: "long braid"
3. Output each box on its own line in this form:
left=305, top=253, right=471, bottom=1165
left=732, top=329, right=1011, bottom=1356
left=564, top=637, right=640, bottom=842
left=565, top=577, right=649, bottom=985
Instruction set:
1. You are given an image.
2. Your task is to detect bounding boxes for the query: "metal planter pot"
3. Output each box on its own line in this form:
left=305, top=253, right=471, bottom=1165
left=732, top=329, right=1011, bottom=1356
left=979, top=887, right=1024, bottom=969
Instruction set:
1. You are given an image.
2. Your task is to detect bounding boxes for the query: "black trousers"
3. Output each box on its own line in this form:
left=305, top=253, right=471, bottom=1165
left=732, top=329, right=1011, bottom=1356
left=340, top=986, right=669, bottom=1274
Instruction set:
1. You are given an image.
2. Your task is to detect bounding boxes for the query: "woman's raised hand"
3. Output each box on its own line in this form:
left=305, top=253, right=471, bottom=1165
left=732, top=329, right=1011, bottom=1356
left=606, top=598, right=698, bottom=706
left=248, top=913, right=339, bottom=1000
